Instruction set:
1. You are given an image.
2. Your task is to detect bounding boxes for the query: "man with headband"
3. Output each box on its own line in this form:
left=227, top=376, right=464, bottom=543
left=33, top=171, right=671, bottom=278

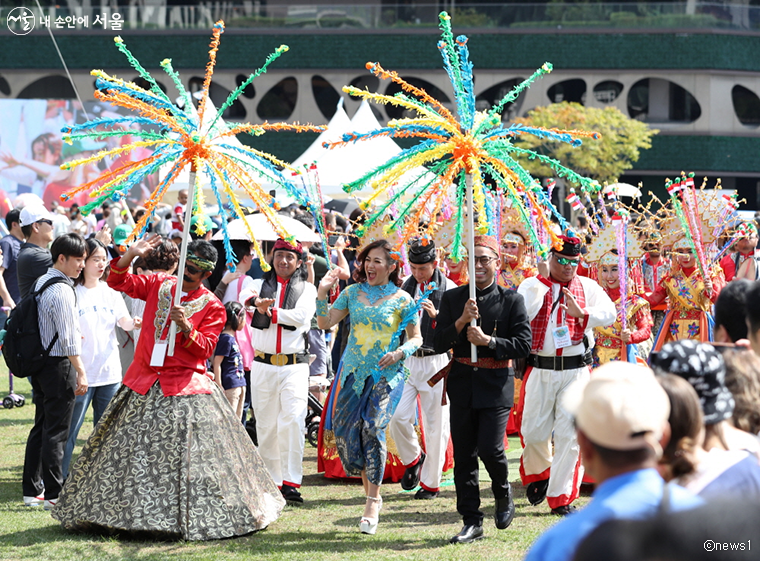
left=517, top=235, right=615, bottom=516
left=434, top=235, right=531, bottom=543
left=246, top=238, right=316, bottom=505
left=721, top=221, right=760, bottom=281
left=390, top=238, right=456, bottom=500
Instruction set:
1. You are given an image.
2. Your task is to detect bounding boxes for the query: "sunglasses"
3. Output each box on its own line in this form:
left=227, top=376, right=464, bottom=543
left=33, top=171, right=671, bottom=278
left=36, top=219, right=53, bottom=226
left=185, top=263, right=201, bottom=275
left=473, top=256, right=498, bottom=266
left=555, top=256, right=579, bottom=266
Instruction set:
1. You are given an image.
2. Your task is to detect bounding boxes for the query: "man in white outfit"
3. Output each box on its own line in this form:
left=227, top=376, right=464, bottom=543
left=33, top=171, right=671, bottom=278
left=517, top=235, right=615, bottom=515
left=247, top=238, right=316, bottom=505
left=390, top=239, right=455, bottom=499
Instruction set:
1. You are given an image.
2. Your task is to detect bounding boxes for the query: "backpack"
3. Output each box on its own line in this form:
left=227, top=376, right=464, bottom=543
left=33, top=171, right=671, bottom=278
left=2, top=276, right=70, bottom=378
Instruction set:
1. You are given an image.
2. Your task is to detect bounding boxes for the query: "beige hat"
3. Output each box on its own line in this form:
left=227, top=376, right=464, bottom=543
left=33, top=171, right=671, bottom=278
left=563, top=362, right=670, bottom=455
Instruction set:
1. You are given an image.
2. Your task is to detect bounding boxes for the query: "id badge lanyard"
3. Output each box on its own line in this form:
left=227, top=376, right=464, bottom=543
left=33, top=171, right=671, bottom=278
left=550, top=286, right=572, bottom=350
left=150, top=305, right=175, bottom=368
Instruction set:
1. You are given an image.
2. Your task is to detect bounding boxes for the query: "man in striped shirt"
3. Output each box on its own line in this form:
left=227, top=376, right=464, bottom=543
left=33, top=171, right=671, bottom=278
left=22, top=233, right=88, bottom=510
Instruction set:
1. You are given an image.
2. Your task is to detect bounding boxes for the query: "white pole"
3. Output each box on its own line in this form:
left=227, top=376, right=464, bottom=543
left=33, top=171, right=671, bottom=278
left=168, top=166, right=198, bottom=356
left=466, top=173, right=477, bottom=362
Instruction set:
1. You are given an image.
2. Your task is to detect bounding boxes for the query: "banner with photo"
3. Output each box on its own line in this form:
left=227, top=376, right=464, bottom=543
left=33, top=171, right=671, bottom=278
left=0, top=99, right=155, bottom=215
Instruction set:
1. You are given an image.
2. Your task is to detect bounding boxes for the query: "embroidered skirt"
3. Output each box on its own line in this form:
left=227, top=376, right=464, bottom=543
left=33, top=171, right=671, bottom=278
left=330, top=372, right=405, bottom=485
left=52, top=381, right=285, bottom=541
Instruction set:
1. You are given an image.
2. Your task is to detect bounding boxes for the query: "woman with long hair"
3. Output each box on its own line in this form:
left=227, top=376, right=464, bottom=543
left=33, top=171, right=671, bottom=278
left=61, top=237, right=140, bottom=478
left=316, top=239, right=422, bottom=535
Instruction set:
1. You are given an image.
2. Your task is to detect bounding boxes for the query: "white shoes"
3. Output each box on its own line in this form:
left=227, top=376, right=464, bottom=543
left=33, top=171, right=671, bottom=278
left=23, top=494, right=45, bottom=507
left=44, top=498, right=58, bottom=511
left=359, top=495, right=383, bottom=535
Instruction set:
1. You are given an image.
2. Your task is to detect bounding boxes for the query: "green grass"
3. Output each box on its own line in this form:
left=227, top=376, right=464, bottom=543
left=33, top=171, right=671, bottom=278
left=0, top=374, right=587, bottom=560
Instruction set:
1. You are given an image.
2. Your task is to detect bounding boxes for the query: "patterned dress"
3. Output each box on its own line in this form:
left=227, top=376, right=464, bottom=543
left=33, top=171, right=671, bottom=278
left=317, top=283, right=419, bottom=484
left=53, top=264, right=284, bottom=541
left=649, top=265, right=724, bottom=352
left=593, top=287, right=653, bottom=366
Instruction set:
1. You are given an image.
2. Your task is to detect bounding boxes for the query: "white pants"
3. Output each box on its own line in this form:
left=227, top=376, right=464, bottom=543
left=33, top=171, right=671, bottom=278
left=520, top=365, right=589, bottom=509
left=389, top=353, right=450, bottom=491
left=250, top=362, right=309, bottom=487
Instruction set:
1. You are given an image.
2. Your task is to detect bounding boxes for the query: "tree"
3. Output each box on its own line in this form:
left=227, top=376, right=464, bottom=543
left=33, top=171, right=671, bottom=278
left=512, top=101, right=658, bottom=184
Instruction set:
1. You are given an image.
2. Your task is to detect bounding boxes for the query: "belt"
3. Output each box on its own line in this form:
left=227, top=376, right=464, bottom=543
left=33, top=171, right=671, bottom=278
left=412, top=348, right=439, bottom=358
left=527, top=352, right=592, bottom=371
left=254, top=350, right=309, bottom=367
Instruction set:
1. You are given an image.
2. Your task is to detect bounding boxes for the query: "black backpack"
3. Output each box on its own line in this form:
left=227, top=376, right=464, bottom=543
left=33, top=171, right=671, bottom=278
left=2, top=276, right=70, bottom=378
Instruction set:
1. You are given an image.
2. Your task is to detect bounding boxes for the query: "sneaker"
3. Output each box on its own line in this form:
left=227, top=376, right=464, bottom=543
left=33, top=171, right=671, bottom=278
left=281, top=484, right=304, bottom=505
left=43, top=498, right=58, bottom=511
left=23, top=494, right=45, bottom=507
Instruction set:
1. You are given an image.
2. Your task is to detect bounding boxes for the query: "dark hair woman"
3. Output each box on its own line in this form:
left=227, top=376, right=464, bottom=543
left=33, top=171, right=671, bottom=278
left=316, top=239, right=422, bottom=535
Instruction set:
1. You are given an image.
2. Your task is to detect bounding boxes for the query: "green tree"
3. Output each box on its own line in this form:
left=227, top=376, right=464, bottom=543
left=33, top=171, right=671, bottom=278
left=512, top=101, right=658, bottom=184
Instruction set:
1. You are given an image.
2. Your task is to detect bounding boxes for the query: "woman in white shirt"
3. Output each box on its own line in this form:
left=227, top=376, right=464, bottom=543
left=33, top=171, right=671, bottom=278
left=62, top=237, right=139, bottom=478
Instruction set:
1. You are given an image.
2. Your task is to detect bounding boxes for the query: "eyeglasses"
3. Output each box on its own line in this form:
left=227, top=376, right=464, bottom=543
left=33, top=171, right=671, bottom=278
left=555, top=256, right=579, bottom=266
left=36, top=219, right=53, bottom=226
left=473, top=256, right=498, bottom=266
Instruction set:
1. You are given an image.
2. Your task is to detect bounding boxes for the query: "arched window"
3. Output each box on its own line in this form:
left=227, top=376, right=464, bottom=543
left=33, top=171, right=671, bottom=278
left=627, top=78, right=701, bottom=123
left=235, top=74, right=256, bottom=100
left=593, top=81, right=623, bottom=104
left=257, top=77, right=298, bottom=120
left=476, top=78, right=524, bottom=120
left=19, top=75, right=75, bottom=98
left=732, top=85, right=760, bottom=127
left=384, top=77, right=451, bottom=120
left=188, top=78, right=247, bottom=120
left=547, top=79, right=587, bottom=105
left=312, top=75, right=341, bottom=120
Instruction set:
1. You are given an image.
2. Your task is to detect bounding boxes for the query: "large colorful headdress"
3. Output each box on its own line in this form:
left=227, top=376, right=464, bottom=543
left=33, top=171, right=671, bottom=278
left=585, top=217, right=645, bottom=265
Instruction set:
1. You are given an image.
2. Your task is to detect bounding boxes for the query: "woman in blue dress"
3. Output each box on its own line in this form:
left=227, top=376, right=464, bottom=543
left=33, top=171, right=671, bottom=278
left=317, top=239, right=422, bottom=535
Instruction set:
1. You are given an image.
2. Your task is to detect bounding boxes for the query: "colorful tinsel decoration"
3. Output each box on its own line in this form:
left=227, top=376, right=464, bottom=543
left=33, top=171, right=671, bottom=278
left=60, top=21, right=324, bottom=270
left=324, top=11, right=601, bottom=261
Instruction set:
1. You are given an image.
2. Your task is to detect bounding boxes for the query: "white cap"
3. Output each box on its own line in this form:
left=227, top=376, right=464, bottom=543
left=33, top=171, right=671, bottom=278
left=19, top=205, right=54, bottom=227
left=563, top=362, right=670, bottom=455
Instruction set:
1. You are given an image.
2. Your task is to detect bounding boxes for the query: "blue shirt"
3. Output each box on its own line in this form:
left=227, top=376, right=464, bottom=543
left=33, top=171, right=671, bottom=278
left=525, top=468, right=704, bottom=561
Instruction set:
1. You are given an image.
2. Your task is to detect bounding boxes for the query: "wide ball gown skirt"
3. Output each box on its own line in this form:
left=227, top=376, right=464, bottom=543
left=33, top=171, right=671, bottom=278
left=52, top=381, right=285, bottom=541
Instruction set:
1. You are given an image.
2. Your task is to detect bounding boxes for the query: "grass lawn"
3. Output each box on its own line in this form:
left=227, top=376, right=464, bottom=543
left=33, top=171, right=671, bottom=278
left=0, top=374, right=588, bottom=561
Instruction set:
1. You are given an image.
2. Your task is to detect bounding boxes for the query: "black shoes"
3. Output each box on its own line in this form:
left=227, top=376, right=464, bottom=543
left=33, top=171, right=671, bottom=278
left=401, top=452, right=426, bottom=491
left=551, top=504, right=578, bottom=516
left=526, top=479, right=549, bottom=506
left=494, top=488, right=515, bottom=530
left=281, top=484, right=303, bottom=505
left=449, top=524, right=484, bottom=544
left=414, top=488, right=439, bottom=500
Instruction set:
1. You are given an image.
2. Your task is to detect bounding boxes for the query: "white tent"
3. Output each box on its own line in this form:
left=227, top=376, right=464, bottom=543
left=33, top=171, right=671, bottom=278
left=310, top=100, right=439, bottom=200
left=292, top=98, right=352, bottom=169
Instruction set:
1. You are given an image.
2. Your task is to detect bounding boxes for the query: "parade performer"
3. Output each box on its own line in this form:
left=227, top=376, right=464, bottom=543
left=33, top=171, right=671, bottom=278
left=389, top=238, right=456, bottom=500
left=640, top=232, right=669, bottom=339
left=246, top=238, right=316, bottom=505
left=496, top=214, right=537, bottom=436
left=316, top=239, right=422, bottom=535
left=433, top=235, right=532, bottom=543
left=517, top=235, right=616, bottom=516
left=645, top=237, right=724, bottom=351
left=53, top=236, right=284, bottom=540
left=585, top=222, right=652, bottom=366
left=721, top=221, right=760, bottom=281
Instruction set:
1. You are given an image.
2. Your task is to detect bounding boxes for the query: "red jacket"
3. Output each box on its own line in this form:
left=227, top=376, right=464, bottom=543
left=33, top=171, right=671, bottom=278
left=108, top=258, right=225, bottom=396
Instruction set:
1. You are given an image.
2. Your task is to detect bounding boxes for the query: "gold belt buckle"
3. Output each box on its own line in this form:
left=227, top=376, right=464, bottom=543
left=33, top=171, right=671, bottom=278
left=271, top=354, right=288, bottom=366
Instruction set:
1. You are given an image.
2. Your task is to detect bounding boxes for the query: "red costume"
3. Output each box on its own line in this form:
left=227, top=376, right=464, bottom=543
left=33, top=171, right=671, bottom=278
left=108, top=257, right=226, bottom=396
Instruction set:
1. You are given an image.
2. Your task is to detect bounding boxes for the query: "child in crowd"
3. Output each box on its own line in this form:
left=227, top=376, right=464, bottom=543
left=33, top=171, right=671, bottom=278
left=212, top=301, right=247, bottom=418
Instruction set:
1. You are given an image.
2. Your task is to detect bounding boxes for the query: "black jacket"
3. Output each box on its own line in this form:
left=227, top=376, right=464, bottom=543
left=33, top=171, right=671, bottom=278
left=433, top=282, right=531, bottom=409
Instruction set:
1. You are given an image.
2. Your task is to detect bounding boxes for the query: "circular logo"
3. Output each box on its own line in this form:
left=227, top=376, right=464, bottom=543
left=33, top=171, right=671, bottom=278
left=7, top=7, right=35, bottom=36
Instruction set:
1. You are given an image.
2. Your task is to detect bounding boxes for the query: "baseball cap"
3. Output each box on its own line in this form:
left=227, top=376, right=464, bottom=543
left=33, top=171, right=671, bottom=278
left=112, top=224, right=132, bottom=247
left=563, top=362, right=670, bottom=455
left=19, top=205, right=54, bottom=227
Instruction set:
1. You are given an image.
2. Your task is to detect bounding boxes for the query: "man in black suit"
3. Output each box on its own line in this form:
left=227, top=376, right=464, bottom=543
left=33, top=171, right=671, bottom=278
left=433, top=235, right=532, bottom=544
